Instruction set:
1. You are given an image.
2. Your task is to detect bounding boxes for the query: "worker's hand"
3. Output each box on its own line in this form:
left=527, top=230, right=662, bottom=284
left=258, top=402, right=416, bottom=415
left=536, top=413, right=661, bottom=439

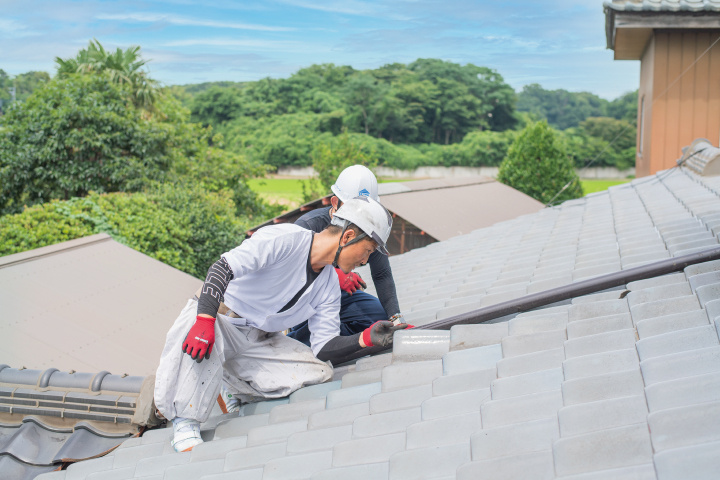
left=361, top=320, right=412, bottom=348
left=335, top=268, right=366, bottom=294
left=183, top=316, right=216, bottom=363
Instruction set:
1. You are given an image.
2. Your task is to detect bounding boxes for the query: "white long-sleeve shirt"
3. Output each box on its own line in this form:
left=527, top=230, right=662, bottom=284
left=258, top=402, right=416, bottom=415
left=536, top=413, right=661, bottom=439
left=221, top=224, right=341, bottom=355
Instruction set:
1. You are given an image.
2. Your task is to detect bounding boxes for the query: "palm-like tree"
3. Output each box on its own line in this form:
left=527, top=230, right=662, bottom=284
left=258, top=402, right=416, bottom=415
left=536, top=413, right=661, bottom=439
left=56, top=39, right=160, bottom=109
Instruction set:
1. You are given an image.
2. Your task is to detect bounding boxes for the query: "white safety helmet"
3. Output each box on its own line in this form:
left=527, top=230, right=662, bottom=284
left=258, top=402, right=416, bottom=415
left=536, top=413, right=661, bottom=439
left=331, top=196, right=393, bottom=256
left=331, top=165, right=379, bottom=203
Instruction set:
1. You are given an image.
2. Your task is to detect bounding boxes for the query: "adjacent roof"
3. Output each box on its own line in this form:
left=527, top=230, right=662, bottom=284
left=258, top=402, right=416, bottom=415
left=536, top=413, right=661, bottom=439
left=604, top=0, right=720, bottom=58
left=247, top=176, right=544, bottom=250
left=0, top=234, right=202, bottom=377
left=377, top=177, right=543, bottom=242
left=606, top=0, right=720, bottom=12
left=33, top=165, right=720, bottom=480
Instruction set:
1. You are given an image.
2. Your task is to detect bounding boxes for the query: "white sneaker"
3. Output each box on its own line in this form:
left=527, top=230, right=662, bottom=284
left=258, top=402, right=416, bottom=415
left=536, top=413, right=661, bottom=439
left=171, top=417, right=203, bottom=452
left=218, top=384, right=240, bottom=414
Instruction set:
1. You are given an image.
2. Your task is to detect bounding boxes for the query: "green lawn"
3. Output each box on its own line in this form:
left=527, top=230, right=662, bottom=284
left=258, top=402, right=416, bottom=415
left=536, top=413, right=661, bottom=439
left=581, top=179, right=632, bottom=195
left=247, top=178, right=306, bottom=206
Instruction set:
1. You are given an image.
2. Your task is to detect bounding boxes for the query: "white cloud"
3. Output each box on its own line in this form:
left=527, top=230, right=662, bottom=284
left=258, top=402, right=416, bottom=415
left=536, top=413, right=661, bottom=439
left=274, top=0, right=379, bottom=16
left=95, top=13, right=295, bottom=32
left=161, top=37, right=331, bottom=53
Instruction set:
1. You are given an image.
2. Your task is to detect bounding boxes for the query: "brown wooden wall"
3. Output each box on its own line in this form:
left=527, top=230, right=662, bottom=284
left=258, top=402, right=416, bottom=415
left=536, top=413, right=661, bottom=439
left=637, top=30, right=720, bottom=177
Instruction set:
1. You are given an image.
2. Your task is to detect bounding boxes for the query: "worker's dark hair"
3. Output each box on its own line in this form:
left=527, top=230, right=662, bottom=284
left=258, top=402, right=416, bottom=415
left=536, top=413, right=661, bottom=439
left=325, top=223, right=363, bottom=237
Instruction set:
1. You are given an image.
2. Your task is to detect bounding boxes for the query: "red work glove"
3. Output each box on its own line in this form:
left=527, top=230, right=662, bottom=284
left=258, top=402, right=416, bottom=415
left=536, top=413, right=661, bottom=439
left=182, top=316, right=216, bottom=363
left=335, top=268, right=366, bottom=294
left=361, top=320, right=411, bottom=348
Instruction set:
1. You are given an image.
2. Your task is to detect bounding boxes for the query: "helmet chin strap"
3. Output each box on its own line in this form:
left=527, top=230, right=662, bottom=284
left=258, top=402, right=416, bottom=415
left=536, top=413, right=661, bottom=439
left=332, top=224, right=367, bottom=269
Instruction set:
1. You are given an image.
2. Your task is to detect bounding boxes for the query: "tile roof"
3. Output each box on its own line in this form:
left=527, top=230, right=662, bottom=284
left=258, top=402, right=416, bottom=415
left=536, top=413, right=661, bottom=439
left=605, top=0, right=720, bottom=12
left=30, top=166, right=720, bottom=479
left=0, top=365, right=154, bottom=480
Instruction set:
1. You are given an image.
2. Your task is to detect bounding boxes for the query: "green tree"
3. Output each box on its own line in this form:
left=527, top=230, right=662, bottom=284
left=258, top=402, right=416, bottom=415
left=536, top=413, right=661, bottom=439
left=55, top=39, right=160, bottom=109
left=0, top=74, right=173, bottom=214
left=517, top=84, right=607, bottom=130
left=563, top=117, right=636, bottom=170
left=0, top=185, right=248, bottom=278
left=498, top=121, right=583, bottom=205
left=606, top=90, right=638, bottom=125
left=190, top=85, right=244, bottom=125
left=301, top=130, right=378, bottom=202
left=344, top=73, right=384, bottom=135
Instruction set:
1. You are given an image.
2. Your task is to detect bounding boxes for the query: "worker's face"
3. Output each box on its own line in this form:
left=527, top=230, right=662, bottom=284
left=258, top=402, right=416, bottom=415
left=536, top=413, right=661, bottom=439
left=338, top=234, right=377, bottom=273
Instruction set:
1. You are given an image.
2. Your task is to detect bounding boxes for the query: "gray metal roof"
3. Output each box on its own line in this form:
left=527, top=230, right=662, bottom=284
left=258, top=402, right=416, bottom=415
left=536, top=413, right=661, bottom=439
left=27, top=166, right=720, bottom=479
left=605, top=0, right=720, bottom=12
left=0, top=234, right=202, bottom=377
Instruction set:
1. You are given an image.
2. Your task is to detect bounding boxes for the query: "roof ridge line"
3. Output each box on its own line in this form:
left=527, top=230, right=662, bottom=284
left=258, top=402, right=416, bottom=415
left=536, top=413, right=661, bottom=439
left=0, top=233, right=113, bottom=269
left=379, top=179, right=497, bottom=197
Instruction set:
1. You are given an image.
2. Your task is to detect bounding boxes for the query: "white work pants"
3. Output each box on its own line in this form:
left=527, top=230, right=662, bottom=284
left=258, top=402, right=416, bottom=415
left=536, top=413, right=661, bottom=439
left=154, top=299, right=333, bottom=423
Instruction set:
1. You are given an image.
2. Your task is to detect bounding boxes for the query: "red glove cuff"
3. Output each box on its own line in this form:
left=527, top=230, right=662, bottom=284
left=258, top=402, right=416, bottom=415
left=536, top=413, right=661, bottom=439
left=362, top=321, right=382, bottom=347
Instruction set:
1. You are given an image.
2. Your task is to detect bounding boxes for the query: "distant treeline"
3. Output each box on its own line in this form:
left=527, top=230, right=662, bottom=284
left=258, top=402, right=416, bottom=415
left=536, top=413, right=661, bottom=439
left=168, top=60, right=637, bottom=171
left=2, top=59, right=638, bottom=172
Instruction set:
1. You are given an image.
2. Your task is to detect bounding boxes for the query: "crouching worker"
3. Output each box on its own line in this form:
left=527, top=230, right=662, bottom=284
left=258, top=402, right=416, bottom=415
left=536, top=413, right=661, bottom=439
left=154, top=197, right=411, bottom=452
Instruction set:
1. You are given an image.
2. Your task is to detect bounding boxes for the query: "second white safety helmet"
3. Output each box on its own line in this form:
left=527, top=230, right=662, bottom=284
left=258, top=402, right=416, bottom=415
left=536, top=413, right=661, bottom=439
left=331, top=165, right=379, bottom=203
left=332, top=196, right=393, bottom=255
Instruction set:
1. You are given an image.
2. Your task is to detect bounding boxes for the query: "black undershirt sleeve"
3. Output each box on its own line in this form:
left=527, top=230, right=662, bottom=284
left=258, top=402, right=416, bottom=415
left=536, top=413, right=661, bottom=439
left=369, top=251, right=400, bottom=317
left=316, top=333, right=365, bottom=364
left=197, top=257, right=234, bottom=317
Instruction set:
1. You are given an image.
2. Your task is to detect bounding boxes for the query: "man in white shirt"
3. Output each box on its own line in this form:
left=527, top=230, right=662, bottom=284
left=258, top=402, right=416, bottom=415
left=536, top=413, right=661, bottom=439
left=154, top=197, right=410, bottom=452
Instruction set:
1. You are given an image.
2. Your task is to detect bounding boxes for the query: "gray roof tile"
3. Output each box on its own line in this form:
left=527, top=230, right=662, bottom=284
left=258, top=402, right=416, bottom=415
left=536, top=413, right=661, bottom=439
left=652, top=439, right=720, bottom=480
left=490, top=368, right=564, bottom=400
left=262, top=450, right=333, bottom=479
left=431, top=368, right=496, bottom=396
left=456, top=450, right=555, bottom=480
left=552, top=424, right=653, bottom=476
left=635, top=309, right=709, bottom=338
left=564, top=329, right=637, bottom=359
left=635, top=324, right=719, bottom=360
left=566, top=313, right=633, bottom=338
left=557, top=395, right=648, bottom=438
left=561, top=369, right=645, bottom=405
left=496, top=348, right=565, bottom=378
left=307, top=403, right=369, bottom=430
left=331, top=432, right=406, bottom=467
left=645, top=370, right=720, bottom=412
left=562, top=349, right=639, bottom=381
left=390, top=442, right=471, bottom=479
left=470, top=417, right=558, bottom=462
left=369, top=384, right=433, bottom=414
left=501, top=329, right=567, bottom=357
left=286, top=425, right=352, bottom=454
left=480, top=390, right=564, bottom=428
left=647, top=400, right=720, bottom=452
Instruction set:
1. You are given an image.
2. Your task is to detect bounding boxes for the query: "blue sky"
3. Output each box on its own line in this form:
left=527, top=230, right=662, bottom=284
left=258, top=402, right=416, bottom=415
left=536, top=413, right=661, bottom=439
left=0, top=0, right=639, bottom=99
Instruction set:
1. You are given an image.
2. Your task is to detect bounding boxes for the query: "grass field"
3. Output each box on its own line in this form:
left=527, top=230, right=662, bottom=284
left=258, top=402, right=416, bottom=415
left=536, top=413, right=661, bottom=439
left=247, top=177, right=633, bottom=209
left=580, top=179, right=632, bottom=194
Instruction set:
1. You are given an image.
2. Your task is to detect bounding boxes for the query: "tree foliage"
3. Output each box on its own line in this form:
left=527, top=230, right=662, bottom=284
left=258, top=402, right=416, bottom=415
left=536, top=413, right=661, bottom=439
left=301, top=130, right=379, bottom=202
left=517, top=84, right=638, bottom=130
left=0, top=185, right=247, bottom=278
left=0, top=74, right=173, bottom=214
left=55, top=39, right=160, bottom=109
left=498, top=121, right=583, bottom=205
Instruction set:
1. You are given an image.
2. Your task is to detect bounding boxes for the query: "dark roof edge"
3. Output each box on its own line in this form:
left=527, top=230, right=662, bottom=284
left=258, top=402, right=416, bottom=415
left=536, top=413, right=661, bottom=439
left=379, top=179, right=497, bottom=197
left=0, top=233, right=113, bottom=270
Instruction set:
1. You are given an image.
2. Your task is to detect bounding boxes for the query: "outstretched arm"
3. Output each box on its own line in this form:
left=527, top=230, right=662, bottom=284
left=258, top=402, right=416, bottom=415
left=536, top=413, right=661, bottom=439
left=316, top=321, right=411, bottom=364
